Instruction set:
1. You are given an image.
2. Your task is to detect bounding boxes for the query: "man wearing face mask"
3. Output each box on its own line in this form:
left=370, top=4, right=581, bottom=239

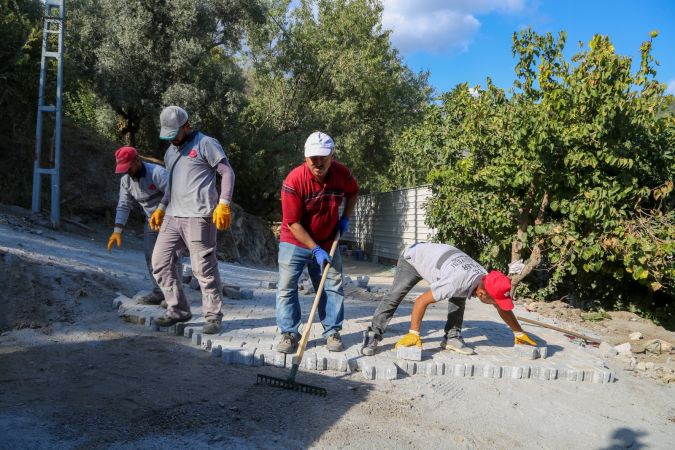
left=275, top=131, right=359, bottom=354
left=149, top=106, right=235, bottom=335
left=108, top=146, right=172, bottom=306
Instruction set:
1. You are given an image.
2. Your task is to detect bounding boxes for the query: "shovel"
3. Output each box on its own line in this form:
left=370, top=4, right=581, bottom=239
left=256, top=231, right=341, bottom=397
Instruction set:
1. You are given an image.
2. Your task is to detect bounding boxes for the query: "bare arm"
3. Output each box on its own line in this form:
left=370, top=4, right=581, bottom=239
left=495, top=307, right=524, bottom=333
left=409, top=289, right=437, bottom=332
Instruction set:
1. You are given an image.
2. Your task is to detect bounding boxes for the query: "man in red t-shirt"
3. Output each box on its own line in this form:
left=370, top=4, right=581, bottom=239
left=276, top=131, right=359, bottom=354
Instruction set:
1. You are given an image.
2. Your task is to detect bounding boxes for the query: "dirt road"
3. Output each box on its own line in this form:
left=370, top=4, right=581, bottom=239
left=1, top=206, right=673, bottom=449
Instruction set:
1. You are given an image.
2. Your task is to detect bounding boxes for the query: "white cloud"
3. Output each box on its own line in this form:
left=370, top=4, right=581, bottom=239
left=666, top=80, right=675, bottom=95
left=382, top=0, right=528, bottom=53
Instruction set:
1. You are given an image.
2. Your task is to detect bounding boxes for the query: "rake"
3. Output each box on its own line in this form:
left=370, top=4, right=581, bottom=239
left=256, top=231, right=341, bottom=397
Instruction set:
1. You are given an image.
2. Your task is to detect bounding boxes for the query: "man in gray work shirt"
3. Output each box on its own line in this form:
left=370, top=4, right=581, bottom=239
left=108, top=146, right=175, bottom=305
left=360, top=243, right=537, bottom=356
left=149, top=106, right=235, bottom=334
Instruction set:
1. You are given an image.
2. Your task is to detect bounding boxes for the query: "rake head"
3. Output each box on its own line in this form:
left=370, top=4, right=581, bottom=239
left=256, top=373, right=327, bottom=397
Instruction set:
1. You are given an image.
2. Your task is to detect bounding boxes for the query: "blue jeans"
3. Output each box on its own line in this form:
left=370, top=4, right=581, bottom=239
left=276, top=242, right=344, bottom=338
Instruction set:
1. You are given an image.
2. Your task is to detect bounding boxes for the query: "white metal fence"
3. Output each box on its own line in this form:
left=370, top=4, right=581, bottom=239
left=342, top=185, right=435, bottom=261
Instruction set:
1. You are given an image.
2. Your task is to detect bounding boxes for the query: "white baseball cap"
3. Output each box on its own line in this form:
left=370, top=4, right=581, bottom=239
left=159, top=106, right=188, bottom=140
left=304, top=131, right=335, bottom=157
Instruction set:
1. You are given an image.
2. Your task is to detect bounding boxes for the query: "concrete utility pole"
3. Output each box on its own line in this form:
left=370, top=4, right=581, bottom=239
left=32, top=0, right=65, bottom=228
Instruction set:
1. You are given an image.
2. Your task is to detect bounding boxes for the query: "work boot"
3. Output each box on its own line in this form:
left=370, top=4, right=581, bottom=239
left=202, top=320, right=221, bottom=335
left=326, top=332, right=344, bottom=352
left=154, top=313, right=192, bottom=327
left=276, top=333, right=298, bottom=354
left=360, top=328, right=380, bottom=356
left=137, top=291, right=164, bottom=305
left=440, top=334, right=476, bottom=355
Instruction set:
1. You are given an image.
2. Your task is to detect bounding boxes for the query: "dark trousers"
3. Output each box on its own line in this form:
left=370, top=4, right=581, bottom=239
left=370, top=254, right=466, bottom=339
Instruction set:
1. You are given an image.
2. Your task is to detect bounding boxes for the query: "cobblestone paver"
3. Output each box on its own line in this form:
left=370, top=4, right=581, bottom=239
left=113, top=262, right=614, bottom=384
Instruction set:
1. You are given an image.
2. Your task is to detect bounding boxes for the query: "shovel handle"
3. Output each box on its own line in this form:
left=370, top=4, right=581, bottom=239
left=295, top=231, right=341, bottom=361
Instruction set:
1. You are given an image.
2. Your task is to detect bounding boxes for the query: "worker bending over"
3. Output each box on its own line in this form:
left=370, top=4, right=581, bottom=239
left=361, top=243, right=536, bottom=356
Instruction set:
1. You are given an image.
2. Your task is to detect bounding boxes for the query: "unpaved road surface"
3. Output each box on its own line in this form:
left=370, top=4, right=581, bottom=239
left=1, top=207, right=674, bottom=449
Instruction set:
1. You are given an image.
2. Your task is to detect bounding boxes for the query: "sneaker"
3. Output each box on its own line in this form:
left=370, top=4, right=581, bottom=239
left=441, top=335, right=476, bottom=355
left=276, top=333, right=298, bottom=354
left=202, top=321, right=221, bottom=335
left=326, top=332, right=344, bottom=352
left=137, top=291, right=164, bottom=305
left=154, top=313, right=192, bottom=327
left=360, top=329, right=380, bottom=356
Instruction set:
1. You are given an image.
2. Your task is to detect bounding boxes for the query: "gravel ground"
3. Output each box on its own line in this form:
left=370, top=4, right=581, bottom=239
left=0, top=206, right=673, bottom=449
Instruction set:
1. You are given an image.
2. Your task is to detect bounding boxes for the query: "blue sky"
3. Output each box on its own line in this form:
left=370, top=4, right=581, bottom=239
left=381, top=0, right=675, bottom=96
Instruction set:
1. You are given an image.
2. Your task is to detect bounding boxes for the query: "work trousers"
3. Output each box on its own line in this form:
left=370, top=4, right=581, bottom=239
left=370, top=254, right=466, bottom=339
left=152, top=216, right=223, bottom=322
left=276, top=242, right=344, bottom=339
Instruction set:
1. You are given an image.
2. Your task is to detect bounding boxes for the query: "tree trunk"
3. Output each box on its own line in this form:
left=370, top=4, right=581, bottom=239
left=510, top=189, right=550, bottom=298
left=511, top=177, right=539, bottom=262
left=117, top=111, right=138, bottom=147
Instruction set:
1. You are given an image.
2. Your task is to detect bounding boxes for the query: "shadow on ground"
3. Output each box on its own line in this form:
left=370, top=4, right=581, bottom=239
left=0, top=336, right=371, bottom=449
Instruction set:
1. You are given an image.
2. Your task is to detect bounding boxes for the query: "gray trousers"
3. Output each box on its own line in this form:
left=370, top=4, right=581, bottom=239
left=152, top=216, right=223, bottom=322
left=143, top=223, right=163, bottom=296
left=371, top=254, right=466, bottom=339
left=144, top=223, right=183, bottom=297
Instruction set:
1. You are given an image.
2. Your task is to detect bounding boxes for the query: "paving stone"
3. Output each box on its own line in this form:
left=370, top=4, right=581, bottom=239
left=118, top=277, right=613, bottom=387
left=511, top=366, right=524, bottom=379
left=421, top=361, right=437, bottom=376
left=396, top=346, right=422, bottom=361
left=112, top=296, right=125, bottom=309
left=301, top=352, right=317, bottom=371
left=259, top=349, right=286, bottom=368
left=211, top=345, right=222, bottom=358
left=223, top=286, right=241, bottom=299
left=315, top=353, right=328, bottom=371
left=360, top=358, right=376, bottom=380
left=345, top=349, right=363, bottom=372
left=376, top=360, right=398, bottom=380
left=191, top=332, right=202, bottom=347
left=539, top=368, right=551, bottom=380
left=183, top=327, right=195, bottom=338
left=514, top=345, right=539, bottom=360
left=433, top=361, right=446, bottom=376
left=260, top=281, right=277, bottom=289
left=234, top=348, right=257, bottom=366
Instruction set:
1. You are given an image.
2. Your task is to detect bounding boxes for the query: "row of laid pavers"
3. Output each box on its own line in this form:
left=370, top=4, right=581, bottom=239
left=112, top=293, right=614, bottom=384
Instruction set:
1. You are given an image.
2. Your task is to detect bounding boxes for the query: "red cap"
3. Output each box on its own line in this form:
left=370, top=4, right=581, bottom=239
left=115, top=146, right=138, bottom=173
left=483, top=271, right=514, bottom=311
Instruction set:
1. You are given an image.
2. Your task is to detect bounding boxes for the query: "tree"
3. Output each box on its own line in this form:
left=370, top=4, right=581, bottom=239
left=66, top=0, right=262, bottom=148
left=0, top=0, right=43, bottom=205
left=241, top=0, right=430, bottom=210
left=417, top=30, right=674, bottom=325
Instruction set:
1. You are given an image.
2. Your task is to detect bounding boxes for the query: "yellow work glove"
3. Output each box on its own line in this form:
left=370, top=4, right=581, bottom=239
left=212, top=202, right=231, bottom=230
left=514, top=331, right=537, bottom=346
left=149, top=206, right=166, bottom=232
left=107, top=228, right=122, bottom=252
left=395, top=330, right=422, bottom=349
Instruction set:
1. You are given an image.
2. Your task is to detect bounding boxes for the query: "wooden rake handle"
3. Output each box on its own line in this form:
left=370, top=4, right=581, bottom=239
left=295, top=231, right=341, bottom=361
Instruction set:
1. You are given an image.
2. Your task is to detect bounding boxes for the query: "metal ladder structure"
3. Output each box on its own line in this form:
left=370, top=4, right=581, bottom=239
left=31, top=0, right=65, bottom=227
